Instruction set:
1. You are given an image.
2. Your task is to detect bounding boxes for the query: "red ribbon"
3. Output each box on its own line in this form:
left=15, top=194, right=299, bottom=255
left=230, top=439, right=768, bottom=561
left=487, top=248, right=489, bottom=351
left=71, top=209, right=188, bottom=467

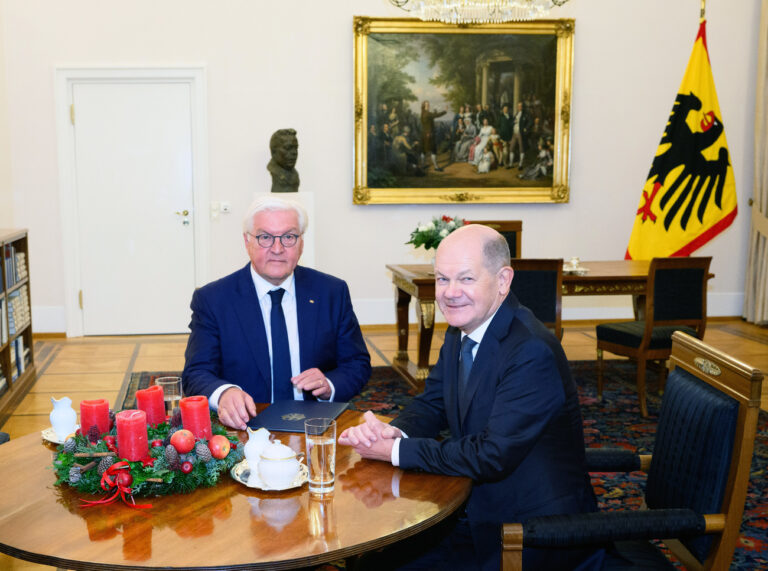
left=80, top=461, right=152, bottom=509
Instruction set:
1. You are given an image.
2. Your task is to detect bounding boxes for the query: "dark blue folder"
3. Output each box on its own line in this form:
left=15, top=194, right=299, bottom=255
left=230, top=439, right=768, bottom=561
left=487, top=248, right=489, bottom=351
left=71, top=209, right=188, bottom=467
left=247, top=400, right=349, bottom=432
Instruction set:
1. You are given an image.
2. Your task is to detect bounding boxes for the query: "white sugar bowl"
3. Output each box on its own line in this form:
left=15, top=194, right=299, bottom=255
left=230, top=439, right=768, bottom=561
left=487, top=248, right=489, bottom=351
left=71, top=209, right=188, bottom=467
left=258, top=441, right=302, bottom=489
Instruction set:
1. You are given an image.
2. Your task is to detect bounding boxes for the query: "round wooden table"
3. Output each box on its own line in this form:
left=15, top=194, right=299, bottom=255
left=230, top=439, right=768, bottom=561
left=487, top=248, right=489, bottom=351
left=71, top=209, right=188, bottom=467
left=0, top=410, right=471, bottom=570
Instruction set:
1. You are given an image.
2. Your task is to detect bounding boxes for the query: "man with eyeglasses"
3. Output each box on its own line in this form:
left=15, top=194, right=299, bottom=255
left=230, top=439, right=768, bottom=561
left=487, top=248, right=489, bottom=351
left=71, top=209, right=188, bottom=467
left=182, top=196, right=371, bottom=430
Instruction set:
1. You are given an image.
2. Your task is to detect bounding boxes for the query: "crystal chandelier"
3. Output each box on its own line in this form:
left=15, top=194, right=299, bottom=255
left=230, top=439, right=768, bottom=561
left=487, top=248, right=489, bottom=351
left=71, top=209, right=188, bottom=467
left=388, top=0, right=570, bottom=24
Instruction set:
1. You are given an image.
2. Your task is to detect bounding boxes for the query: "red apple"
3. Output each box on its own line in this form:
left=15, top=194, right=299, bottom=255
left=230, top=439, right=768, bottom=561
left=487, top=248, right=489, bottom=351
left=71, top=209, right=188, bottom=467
left=150, top=439, right=163, bottom=448
left=180, top=461, right=193, bottom=474
left=208, top=435, right=231, bottom=460
left=103, top=435, right=116, bottom=447
left=116, top=471, right=133, bottom=488
left=170, top=429, right=195, bottom=454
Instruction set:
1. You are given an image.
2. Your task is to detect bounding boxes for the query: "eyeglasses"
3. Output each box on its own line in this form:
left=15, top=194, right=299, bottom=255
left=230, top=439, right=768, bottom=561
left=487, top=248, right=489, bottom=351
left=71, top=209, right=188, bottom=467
left=247, top=232, right=301, bottom=248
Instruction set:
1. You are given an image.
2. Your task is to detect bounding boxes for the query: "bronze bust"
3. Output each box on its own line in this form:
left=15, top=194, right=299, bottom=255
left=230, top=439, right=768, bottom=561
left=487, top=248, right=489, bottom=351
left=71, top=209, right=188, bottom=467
left=267, top=128, right=300, bottom=193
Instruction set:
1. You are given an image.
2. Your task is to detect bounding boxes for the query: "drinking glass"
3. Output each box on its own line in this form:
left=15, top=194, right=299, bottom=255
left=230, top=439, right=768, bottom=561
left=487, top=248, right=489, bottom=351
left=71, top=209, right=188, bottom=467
left=156, top=376, right=183, bottom=416
left=304, top=418, right=336, bottom=494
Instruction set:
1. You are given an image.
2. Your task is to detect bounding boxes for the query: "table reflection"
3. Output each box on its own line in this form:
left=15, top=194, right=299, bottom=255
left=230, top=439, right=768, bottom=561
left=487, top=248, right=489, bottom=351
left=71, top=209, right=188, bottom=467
left=248, top=496, right=301, bottom=532
left=54, top=478, right=235, bottom=559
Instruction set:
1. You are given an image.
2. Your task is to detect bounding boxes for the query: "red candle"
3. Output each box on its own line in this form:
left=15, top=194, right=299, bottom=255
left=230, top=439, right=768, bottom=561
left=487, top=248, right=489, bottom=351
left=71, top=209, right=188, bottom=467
left=80, top=399, right=110, bottom=435
left=179, top=395, right=212, bottom=439
left=116, top=409, right=149, bottom=461
left=135, top=384, right=165, bottom=426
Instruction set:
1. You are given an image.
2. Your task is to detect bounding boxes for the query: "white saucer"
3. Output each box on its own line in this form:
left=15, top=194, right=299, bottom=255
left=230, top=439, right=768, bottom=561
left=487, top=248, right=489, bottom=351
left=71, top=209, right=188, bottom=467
left=230, top=459, right=308, bottom=491
left=41, top=425, right=80, bottom=445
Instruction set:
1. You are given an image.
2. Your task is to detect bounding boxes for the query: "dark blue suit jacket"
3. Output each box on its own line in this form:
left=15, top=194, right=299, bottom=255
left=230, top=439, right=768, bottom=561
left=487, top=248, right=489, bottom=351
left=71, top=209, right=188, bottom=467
left=392, top=293, right=599, bottom=570
left=182, top=264, right=371, bottom=403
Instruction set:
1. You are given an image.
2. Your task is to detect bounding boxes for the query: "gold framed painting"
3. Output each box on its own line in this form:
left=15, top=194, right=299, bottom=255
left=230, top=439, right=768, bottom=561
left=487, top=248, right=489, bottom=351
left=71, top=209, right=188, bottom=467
left=353, top=17, right=574, bottom=205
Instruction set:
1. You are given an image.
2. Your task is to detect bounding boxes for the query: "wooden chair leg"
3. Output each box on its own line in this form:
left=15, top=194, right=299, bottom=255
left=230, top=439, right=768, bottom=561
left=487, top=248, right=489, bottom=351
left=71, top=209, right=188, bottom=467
left=659, top=360, right=668, bottom=395
left=596, top=348, right=604, bottom=399
left=637, top=358, right=648, bottom=418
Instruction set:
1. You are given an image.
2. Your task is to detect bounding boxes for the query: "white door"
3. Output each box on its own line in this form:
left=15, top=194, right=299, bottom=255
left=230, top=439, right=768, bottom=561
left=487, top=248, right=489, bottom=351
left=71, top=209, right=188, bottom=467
left=72, top=80, right=196, bottom=334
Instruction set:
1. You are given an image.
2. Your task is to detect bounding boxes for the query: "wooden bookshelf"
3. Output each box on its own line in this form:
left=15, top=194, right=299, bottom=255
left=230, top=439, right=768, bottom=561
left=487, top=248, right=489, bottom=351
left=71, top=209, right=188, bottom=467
left=0, top=229, right=35, bottom=425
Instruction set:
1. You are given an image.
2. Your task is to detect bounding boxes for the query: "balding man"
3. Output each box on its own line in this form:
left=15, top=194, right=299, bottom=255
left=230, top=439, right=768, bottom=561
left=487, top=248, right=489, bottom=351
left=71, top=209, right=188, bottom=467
left=339, top=225, right=602, bottom=570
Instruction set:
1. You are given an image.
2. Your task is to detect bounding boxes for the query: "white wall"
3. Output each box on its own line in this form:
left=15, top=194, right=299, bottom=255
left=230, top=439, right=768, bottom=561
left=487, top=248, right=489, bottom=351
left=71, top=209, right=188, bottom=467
left=0, top=3, right=12, bottom=227
left=1, top=0, right=760, bottom=332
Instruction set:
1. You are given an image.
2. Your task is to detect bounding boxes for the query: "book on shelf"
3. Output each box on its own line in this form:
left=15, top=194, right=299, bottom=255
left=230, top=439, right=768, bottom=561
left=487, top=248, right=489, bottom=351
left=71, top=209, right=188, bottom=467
left=15, top=337, right=25, bottom=375
left=0, top=297, right=6, bottom=344
left=0, top=374, right=7, bottom=396
left=4, top=244, right=16, bottom=289
left=9, top=338, right=17, bottom=381
left=7, top=287, right=31, bottom=334
left=15, top=252, right=27, bottom=281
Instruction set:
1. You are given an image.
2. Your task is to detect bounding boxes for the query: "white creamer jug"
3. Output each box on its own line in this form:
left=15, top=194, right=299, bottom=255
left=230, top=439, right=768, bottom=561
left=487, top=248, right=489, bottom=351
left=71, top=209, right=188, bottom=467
left=50, top=396, right=77, bottom=441
left=244, top=427, right=271, bottom=486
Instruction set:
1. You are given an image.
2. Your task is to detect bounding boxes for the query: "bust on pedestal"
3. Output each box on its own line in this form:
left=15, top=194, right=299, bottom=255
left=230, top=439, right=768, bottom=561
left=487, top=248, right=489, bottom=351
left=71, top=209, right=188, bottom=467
left=267, top=128, right=300, bottom=193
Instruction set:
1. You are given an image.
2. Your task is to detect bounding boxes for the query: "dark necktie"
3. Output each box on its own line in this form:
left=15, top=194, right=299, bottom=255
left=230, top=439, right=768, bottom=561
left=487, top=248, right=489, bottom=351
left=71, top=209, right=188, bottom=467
left=268, top=288, right=294, bottom=401
left=459, top=336, right=477, bottom=393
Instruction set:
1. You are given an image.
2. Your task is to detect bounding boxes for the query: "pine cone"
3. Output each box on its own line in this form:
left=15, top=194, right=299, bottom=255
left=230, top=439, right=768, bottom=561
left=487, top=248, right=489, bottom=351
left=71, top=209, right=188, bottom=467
left=63, top=437, right=76, bottom=454
left=98, top=455, right=115, bottom=475
left=69, top=466, right=82, bottom=484
left=195, top=442, right=212, bottom=463
left=87, top=424, right=100, bottom=444
left=165, top=444, right=180, bottom=470
left=170, top=408, right=182, bottom=428
left=163, top=426, right=180, bottom=447
left=108, top=409, right=116, bottom=430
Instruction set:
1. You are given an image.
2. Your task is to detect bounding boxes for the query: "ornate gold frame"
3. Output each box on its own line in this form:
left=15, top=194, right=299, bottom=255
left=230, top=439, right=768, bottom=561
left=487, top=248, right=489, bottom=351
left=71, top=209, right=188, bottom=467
left=353, top=17, right=574, bottom=204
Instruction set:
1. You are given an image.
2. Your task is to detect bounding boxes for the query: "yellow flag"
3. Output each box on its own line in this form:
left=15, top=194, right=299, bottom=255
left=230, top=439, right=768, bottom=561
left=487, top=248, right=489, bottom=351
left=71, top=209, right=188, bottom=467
left=626, top=20, right=737, bottom=260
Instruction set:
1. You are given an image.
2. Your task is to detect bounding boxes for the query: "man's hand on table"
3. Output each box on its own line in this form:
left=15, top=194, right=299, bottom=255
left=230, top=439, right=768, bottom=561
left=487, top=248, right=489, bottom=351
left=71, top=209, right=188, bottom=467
left=292, top=367, right=332, bottom=399
left=217, top=387, right=257, bottom=430
left=338, top=411, right=401, bottom=462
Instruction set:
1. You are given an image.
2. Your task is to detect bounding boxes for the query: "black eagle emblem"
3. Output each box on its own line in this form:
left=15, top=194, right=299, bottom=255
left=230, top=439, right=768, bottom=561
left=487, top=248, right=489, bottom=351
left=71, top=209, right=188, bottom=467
left=644, top=92, right=730, bottom=231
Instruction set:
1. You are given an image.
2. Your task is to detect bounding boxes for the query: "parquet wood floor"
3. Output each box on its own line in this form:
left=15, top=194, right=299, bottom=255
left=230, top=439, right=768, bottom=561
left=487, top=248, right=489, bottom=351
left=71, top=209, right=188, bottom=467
left=0, top=319, right=766, bottom=569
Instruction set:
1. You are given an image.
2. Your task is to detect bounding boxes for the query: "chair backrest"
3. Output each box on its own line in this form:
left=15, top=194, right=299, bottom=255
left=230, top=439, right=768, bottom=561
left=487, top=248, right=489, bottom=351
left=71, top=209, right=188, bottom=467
left=466, top=220, right=522, bottom=257
left=508, top=258, right=563, bottom=339
left=646, top=331, right=763, bottom=569
left=644, top=256, right=712, bottom=340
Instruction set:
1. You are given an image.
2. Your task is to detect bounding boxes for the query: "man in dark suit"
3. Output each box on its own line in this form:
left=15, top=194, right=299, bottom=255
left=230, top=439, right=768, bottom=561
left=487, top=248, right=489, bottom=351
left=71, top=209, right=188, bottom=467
left=339, top=224, right=602, bottom=570
left=183, top=196, right=371, bottom=430
left=508, top=101, right=532, bottom=169
left=498, top=104, right=514, bottom=167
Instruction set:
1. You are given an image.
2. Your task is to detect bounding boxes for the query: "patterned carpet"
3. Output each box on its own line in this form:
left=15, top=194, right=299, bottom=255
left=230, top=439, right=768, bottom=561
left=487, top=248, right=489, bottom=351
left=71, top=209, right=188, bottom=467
left=127, top=363, right=767, bottom=569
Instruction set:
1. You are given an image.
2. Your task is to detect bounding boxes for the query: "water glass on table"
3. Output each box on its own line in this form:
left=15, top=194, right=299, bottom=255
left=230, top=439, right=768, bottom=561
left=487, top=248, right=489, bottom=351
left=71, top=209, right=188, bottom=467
left=305, top=418, right=336, bottom=494
left=155, top=376, right=183, bottom=416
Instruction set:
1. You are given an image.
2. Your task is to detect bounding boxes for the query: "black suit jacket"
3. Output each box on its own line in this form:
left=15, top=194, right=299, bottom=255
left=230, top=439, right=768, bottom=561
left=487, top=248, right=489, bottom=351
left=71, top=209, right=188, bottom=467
left=392, top=294, right=599, bottom=570
left=182, top=264, right=371, bottom=403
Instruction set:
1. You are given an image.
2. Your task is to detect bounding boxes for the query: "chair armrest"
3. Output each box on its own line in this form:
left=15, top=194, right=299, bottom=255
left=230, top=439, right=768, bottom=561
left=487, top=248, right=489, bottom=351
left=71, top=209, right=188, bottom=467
left=585, top=448, right=652, bottom=472
left=519, top=509, right=706, bottom=548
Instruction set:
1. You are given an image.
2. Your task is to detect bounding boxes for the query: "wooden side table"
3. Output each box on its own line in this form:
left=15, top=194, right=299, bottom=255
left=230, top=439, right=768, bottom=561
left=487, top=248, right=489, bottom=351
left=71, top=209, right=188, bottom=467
left=386, top=264, right=436, bottom=389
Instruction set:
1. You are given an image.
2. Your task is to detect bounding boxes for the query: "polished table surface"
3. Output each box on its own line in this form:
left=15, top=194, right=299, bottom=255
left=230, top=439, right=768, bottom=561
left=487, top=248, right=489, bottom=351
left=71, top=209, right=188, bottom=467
left=0, top=409, right=471, bottom=570
left=386, top=260, right=654, bottom=387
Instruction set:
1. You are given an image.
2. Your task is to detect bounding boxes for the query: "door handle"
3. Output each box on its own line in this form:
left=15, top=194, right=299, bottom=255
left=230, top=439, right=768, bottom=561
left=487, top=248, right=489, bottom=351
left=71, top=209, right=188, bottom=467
left=175, top=209, right=190, bottom=216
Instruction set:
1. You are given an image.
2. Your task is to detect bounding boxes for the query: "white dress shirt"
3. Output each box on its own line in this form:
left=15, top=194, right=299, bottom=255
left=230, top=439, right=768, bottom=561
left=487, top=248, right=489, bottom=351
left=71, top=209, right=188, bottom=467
left=391, top=309, right=497, bottom=466
left=209, top=265, right=335, bottom=409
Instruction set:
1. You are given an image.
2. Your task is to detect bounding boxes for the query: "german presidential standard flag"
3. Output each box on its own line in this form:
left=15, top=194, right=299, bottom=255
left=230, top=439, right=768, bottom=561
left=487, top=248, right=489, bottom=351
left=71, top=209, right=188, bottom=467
left=625, top=19, right=737, bottom=260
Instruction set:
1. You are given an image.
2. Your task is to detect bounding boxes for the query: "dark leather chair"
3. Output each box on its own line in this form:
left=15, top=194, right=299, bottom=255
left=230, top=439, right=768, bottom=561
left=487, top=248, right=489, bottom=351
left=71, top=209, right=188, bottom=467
left=502, top=331, right=764, bottom=570
left=596, top=256, right=712, bottom=417
left=0, top=432, right=9, bottom=445
left=466, top=220, right=522, bottom=257
left=509, top=258, right=563, bottom=339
